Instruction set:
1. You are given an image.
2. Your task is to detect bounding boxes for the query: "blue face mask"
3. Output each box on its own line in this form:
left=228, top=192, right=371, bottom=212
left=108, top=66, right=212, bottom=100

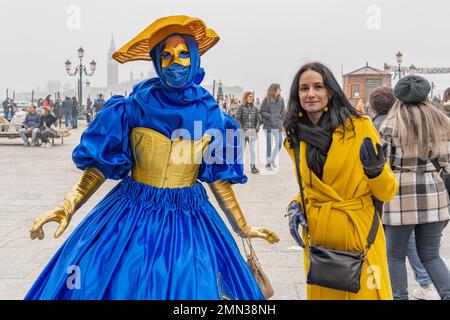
left=162, top=63, right=191, bottom=88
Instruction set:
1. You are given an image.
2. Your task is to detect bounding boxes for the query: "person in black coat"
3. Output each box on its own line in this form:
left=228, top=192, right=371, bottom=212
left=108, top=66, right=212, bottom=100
left=38, top=105, right=58, bottom=148
left=71, top=97, right=79, bottom=129
left=53, top=98, right=62, bottom=127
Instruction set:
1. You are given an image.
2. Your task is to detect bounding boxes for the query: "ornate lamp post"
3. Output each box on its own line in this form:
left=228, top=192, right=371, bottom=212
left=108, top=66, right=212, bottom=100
left=393, top=51, right=406, bottom=80
left=65, top=47, right=96, bottom=109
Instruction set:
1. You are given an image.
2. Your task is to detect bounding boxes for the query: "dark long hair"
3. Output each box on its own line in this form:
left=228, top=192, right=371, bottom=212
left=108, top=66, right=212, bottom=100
left=283, top=62, right=360, bottom=146
left=267, top=83, right=281, bottom=102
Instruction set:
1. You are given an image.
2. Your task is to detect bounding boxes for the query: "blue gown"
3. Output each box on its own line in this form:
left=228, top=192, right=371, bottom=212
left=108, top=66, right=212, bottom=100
left=25, top=79, right=265, bottom=300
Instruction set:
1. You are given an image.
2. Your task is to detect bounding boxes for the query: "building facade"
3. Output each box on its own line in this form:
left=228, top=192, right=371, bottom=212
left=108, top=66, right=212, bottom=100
left=343, top=64, right=392, bottom=108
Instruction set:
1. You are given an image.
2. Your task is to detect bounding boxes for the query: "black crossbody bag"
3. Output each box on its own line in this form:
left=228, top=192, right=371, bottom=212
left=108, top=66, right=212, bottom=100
left=431, top=158, right=450, bottom=198
left=292, top=140, right=382, bottom=293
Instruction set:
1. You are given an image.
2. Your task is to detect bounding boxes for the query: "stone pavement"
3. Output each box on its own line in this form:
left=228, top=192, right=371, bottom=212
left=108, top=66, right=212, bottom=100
left=0, top=125, right=449, bottom=300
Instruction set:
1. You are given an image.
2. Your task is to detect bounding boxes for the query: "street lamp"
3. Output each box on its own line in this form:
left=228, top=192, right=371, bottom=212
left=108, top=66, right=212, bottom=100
left=78, top=47, right=85, bottom=59
left=89, top=60, right=97, bottom=73
left=65, top=46, right=96, bottom=110
left=396, top=51, right=403, bottom=64
left=393, top=51, right=406, bottom=80
left=65, top=60, right=72, bottom=73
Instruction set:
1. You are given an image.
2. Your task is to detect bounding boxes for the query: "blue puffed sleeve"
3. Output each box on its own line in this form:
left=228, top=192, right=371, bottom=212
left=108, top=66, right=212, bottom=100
left=72, top=95, right=133, bottom=180
left=198, top=112, right=248, bottom=185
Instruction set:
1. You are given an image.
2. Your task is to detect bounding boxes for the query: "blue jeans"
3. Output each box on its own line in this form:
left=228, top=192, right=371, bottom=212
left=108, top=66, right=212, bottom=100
left=64, top=113, right=72, bottom=128
left=266, top=129, right=282, bottom=165
left=3, top=108, right=10, bottom=120
left=385, top=221, right=450, bottom=300
left=407, top=231, right=432, bottom=288
left=244, top=129, right=258, bottom=169
left=72, top=114, right=78, bottom=128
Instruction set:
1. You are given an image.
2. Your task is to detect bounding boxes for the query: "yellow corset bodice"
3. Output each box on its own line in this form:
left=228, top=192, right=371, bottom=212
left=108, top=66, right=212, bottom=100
left=130, top=127, right=211, bottom=188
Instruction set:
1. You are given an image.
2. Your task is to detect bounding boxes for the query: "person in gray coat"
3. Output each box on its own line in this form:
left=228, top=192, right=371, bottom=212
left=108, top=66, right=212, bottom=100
left=260, top=83, right=285, bottom=169
left=2, top=98, right=11, bottom=120
left=235, top=91, right=262, bottom=174
left=61, top=96, right=74, bottom=129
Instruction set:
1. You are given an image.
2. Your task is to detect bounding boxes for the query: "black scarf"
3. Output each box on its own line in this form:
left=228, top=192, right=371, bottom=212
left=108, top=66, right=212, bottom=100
left=294, top=111, right=336, bottom=180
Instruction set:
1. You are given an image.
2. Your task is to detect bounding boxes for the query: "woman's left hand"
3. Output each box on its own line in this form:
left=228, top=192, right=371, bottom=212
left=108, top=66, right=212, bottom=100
left=359, top=137, right=387, bottom=179
left=286, top=201, right=307, bottom=248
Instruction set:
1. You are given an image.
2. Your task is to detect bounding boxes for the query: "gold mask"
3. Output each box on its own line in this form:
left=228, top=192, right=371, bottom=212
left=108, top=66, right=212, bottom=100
left=160, top=36, right=191, bottom=68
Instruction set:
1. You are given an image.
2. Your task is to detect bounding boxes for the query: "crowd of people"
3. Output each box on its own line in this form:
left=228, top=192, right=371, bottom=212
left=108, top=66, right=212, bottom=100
left=1, top=94, right=107, bottom=147
left=48, top=94, right=105, bottom=129
left=2, top=97, right=18, bottom=120
left=226, top=84, right=286, bottom=174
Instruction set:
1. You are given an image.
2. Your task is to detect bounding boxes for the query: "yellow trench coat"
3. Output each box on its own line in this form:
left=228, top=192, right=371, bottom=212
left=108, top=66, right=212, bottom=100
left=285, top=116, right=398, bottom=300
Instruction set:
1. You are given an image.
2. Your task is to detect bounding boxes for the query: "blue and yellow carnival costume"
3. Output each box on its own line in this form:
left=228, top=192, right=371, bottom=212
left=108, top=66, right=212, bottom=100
left=25, top=16, right=278, bottom=300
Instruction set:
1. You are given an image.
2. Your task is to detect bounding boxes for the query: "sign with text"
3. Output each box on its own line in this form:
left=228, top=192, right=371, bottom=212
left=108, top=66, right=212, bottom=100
left=386, top=65, right=450, bottom=74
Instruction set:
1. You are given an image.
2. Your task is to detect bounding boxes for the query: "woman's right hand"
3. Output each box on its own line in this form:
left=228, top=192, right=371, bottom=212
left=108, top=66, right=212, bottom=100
left=241, top=226, right=280, bottom=244
left=30, top=204, right=72, bottom=240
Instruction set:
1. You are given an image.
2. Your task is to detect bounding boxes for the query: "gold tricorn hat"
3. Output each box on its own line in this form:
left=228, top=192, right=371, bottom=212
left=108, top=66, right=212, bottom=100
left=113, top=15, right=220, bottom=64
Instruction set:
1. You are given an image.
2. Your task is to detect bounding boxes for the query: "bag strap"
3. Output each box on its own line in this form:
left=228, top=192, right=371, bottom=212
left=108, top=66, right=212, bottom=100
left=292, top=137, right=380, bottom=258
left=292, top=138, right=311, bottom=247
left=365, top=198, right=381, bottom=258
left=431, top=158, right=442, bottom=172
left=241, top=237, right=258, bottom=261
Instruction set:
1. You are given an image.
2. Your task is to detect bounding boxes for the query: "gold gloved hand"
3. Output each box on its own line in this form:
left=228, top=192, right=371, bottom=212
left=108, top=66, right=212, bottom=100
left=209, top=180, right=280, bottom=244
left=30, top=168, right=105, bottom=240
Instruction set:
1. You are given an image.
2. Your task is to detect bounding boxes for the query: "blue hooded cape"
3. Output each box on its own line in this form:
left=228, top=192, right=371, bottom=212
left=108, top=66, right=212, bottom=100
left=72, top=34, right=247, bottom=184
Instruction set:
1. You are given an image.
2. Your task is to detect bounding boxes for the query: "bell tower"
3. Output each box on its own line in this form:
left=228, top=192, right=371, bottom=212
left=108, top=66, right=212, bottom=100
left=107, top=34, right=119, bottom=88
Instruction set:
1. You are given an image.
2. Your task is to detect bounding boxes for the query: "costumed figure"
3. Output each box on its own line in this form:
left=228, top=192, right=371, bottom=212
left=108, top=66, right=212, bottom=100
left=25, top=15, right=279, bottom=300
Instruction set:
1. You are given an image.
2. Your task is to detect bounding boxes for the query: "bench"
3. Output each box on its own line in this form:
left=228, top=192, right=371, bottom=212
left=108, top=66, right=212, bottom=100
left=0, top=122, right=71, bottom=145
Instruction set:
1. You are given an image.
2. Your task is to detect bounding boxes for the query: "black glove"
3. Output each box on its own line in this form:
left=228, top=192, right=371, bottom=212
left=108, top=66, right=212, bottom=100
left=360, top=137, right=387, bottom=179
left=285, top=201, right=308, bottom=248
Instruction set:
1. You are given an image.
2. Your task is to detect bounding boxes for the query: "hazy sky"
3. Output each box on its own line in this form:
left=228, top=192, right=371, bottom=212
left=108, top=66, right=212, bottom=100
left=1, top=0, right=449, bottom=100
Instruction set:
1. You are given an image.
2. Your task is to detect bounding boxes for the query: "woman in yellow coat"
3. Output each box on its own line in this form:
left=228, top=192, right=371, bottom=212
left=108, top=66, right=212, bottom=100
left=283, top=62, right=398, bottom=300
